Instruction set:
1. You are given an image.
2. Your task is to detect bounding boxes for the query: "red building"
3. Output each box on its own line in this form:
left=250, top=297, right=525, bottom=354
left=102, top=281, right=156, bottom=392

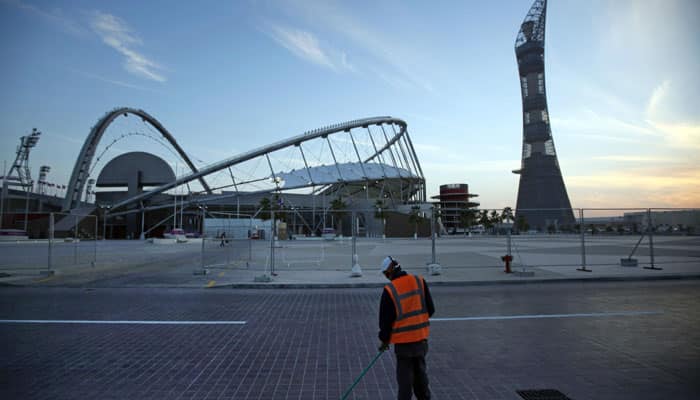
left=431, top=184, right=479, bottom=234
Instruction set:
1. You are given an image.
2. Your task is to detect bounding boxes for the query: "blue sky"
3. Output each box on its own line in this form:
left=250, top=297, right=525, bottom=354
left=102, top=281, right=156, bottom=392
left=1, top=0, right=698, bottom=210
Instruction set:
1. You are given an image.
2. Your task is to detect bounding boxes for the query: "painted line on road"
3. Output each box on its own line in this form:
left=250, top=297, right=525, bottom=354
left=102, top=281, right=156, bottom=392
left=0, top=320, right=247, bottom=325
left=431, top=310, right=663, bottom=322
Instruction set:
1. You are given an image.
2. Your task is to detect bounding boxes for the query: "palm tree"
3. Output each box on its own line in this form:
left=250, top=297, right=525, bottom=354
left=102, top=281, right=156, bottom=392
left=459, top=206, right=476, bottom=236
left=489, top=210, right=500, bottom=234
left=501, top=207, right=514, bottom=224
left=479, top=210, right=492, bottom=232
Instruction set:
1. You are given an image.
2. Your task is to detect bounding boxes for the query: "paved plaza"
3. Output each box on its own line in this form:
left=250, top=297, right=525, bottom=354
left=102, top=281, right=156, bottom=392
left=1, top=281, right=699, bottom=399
left=1, top=235, right=698, bottom=398
left=0, top=235, right=698, bottom=288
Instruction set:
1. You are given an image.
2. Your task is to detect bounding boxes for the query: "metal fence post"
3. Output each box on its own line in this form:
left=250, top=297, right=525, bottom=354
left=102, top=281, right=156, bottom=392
left=74, top=215, right=78, bottom=265
left=201, top=207, right=206, bottom=270
left=352, top=211, right=356, bottom=263
left=0, top=180, right=5, bottom=230
left=351, top=211, right=362, bottom=277
left=427, top=207, right=442, bottom=275
left=507, top=227, right=512, bottom=257
left=46, top=212, right=54, bottom=275
left=644, top=208, right=662, bottom=270
left=226, top=212, right=230, bottom=266
left=192, top=207, right=207, bottom=275
left=270, top=211, right=275, bottom=276
left=431, top=208, right=436, bottom=264
left=248, top=217, right=252, bottom=263
left=24, top=187, right=30, bottom=232
left=577, top=208, right=591, bottom=272
left=93, top=215, right=97, bottom=267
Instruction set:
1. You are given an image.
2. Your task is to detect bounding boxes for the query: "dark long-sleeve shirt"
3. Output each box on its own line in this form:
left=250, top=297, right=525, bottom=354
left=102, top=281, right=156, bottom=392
left=378, top=270, right=435, bottom=343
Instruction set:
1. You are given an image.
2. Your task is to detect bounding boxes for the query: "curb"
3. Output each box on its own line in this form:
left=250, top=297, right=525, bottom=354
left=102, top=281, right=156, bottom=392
left=208, top=273, right=700, bottom=289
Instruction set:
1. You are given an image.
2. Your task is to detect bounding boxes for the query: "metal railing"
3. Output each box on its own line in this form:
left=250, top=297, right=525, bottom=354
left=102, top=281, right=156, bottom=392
left=0, top=207, right=697, bottom=281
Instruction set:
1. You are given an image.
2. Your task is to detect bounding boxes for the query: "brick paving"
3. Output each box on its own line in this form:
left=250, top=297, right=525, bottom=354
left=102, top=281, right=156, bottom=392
left=1, top=281, right=699, bottom=399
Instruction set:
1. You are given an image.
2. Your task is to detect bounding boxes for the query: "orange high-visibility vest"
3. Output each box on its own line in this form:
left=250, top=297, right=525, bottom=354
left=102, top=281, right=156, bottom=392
left=385, top=274, right=430, bottom=344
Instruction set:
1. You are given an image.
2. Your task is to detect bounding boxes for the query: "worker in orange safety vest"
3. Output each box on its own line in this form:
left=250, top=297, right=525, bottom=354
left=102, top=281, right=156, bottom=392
left=378, top=256, right=435, bottom=400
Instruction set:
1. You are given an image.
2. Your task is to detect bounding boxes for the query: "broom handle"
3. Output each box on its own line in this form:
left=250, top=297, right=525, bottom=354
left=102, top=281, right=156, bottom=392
left=340, top=350, right=385, bottom=400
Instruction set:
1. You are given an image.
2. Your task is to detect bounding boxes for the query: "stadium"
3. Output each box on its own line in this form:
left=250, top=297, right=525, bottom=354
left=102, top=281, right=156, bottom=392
left=1, top=108, right=428, bottom=239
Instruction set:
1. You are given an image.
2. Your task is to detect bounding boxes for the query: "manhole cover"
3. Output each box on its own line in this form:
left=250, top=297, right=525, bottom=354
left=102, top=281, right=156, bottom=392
left=516, top=389, right=572, bottom=400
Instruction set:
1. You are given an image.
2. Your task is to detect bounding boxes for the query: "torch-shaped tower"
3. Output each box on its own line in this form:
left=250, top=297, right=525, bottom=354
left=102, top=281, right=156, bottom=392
left=513, top=0, right=575, bottom=230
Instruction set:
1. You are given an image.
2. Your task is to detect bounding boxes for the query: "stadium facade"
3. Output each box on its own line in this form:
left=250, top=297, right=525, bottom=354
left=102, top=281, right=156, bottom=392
left=59, top=109, right=426, bottom=238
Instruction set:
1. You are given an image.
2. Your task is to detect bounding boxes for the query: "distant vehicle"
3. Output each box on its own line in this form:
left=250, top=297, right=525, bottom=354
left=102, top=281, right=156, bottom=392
left=322, top=227, right=336, bottom=241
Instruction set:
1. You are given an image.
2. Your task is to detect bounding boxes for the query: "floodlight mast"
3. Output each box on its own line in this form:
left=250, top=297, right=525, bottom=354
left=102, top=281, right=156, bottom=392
left=2, top=128, right=41, bottom=191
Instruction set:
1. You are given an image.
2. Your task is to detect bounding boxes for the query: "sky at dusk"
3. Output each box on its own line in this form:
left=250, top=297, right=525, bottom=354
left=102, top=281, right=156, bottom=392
left=1, top=0, right=698, bottom=210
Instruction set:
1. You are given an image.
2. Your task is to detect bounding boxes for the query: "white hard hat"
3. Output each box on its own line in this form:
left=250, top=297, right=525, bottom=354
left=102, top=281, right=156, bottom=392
left=381, top=256, right=395, bottom=272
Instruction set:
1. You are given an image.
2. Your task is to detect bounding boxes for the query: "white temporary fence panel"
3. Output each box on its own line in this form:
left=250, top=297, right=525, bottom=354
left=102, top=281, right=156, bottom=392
left=204, top=217, right=269, bottom=239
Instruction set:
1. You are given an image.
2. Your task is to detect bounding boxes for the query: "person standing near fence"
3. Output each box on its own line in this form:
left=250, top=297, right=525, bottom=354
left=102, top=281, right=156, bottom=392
left=378, top=256, right=435, bottom=400
left=219, top=231, right=226, bottom=247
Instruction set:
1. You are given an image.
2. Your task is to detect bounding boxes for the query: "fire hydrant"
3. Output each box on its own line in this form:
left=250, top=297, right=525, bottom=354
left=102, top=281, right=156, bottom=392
left=501, top=255, right=513, bottom=273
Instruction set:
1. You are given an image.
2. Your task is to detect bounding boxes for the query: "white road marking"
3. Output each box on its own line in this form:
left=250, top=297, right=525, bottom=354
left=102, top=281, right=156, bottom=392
left=431, top=310, right=662, bottom=322
left=0, top=320, right=246, bottom=325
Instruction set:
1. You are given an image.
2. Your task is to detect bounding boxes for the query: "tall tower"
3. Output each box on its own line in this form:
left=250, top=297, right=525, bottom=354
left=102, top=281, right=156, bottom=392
left=513, top=0, right=575, bottom=230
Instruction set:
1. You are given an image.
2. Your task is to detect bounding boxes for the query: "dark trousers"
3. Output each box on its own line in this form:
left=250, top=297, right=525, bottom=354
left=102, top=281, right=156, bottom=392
left=395, top=340, right=430, bottom=400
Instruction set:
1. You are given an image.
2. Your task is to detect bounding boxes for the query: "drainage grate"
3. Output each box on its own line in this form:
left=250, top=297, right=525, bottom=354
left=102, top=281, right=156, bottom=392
left=516, top=389, right=572, bottom=400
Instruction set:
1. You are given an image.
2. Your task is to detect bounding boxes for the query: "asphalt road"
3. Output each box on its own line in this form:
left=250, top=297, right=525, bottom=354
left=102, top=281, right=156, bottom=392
left=1, top=281, right=699, bottom=399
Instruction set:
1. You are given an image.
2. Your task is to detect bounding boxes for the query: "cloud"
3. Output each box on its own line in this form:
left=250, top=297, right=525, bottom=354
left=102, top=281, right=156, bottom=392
left=271, top=0, right=434, bottom=93
left=260, top=22, right=353, bottom=73
left=1, top=0, right=87, bottom=36
left=569, top=166, right=700, bottom=191
left=68, top=68, right=161, bottom=92
left=645, top=79, right=671, bottom=120
left=90, top=11, right=166, bottom=82
left=590, top=155, right=680, bottom=163
left=642, top=79, right=700, bottom=149
left=552, top=108, right=658, bottom=138
left=647, top=120, right=700, bottom=150
left=567, top=165, right=700, bottom=208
